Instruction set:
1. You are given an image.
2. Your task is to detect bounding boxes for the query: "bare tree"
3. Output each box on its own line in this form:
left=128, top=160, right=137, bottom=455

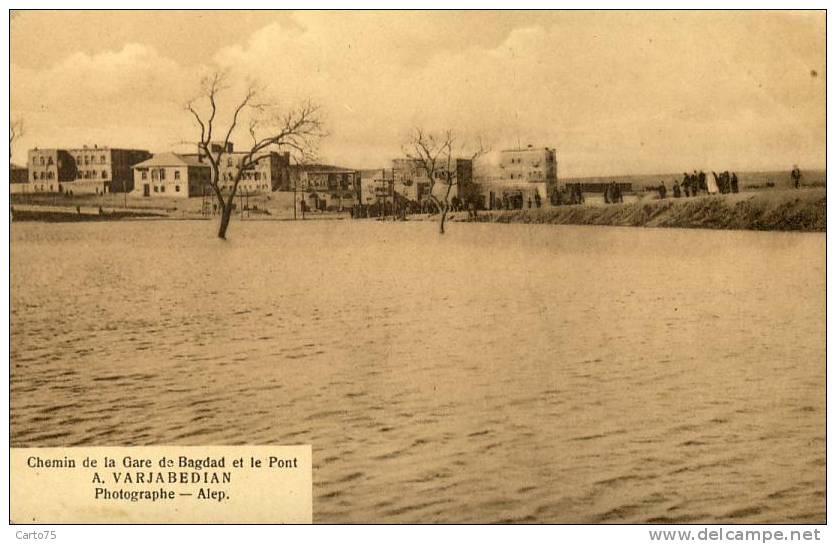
left=10, top=117, right=24, bottom=169
left=187, top=72, right=323, bottom=239
left=404, top=128, right=488, bottom=234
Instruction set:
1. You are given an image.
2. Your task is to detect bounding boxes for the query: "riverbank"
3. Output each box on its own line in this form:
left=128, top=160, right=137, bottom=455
left=11, top=187, right=826, bottom=231
left=10, top=208, right=166, bottom=222
left=449, top=188, right=826, bottom=232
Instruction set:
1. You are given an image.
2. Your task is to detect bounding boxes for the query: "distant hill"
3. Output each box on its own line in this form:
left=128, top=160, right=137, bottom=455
left=562, top=170, right=826, bottom=191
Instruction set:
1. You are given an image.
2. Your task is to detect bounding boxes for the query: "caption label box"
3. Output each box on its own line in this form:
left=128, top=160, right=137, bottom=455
left=11, top=445, right=312, bottom=524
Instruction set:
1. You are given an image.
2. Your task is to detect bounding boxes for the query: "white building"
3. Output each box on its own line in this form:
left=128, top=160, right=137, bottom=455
left=131, top=153, right=212, bottom=198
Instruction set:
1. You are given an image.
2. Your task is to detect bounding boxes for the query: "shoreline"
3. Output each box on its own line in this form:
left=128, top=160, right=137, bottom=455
left=446, top=188, right=826, bottom=232
left=11, top=187, right=826, bottom=232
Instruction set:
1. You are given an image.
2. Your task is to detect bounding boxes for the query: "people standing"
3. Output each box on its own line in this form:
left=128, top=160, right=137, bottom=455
left=673, top=180, right=681, bottom=198
left=682, top=173, right=691, bottom=197
left=534, top=191, right=541, bottom=208
left=698, top=171, right=707, bottom=193
left=658, top=182, right=667, bottom=199
left=731, top=172, right=739, bottom=193
left=791, top=165, right=802, bottom=189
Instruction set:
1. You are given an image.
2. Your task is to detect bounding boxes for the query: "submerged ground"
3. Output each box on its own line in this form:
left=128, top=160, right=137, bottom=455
left=10, top=220, right=825, bottom=523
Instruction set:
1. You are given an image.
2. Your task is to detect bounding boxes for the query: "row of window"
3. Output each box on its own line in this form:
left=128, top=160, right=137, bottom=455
left=77, top=170, right=108, bottom=180
left=141, top=169, right=178, bottom=181
left=74, top=154, right=108, bottom=166
left=509, top=171, right=544, bottom=180
left=32, top=154, right=110, bottom=166
left=218, top=183, right=271, bottom=191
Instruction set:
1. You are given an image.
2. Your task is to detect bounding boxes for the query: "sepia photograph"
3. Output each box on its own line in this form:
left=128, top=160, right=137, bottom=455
left=8, top=8, right=826, bottom=528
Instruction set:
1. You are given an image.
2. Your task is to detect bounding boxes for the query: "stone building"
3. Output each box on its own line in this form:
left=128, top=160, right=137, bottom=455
left=25, top=146, right=151, bottom=194
left=27, top=149, right=76, bottom=192
left=288, top=164, right=360, bottom=211
left=389, top=157, right=474, bottom=204
left=66, top=146, right=152, bottom=194
left=131, top=153, right=212, bottom=198
left=186, top=142, right=290, bottom=194
left=472, top=145, right=558, bottom=209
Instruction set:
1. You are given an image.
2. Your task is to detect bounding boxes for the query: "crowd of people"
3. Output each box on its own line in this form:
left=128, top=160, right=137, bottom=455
left=602, top=181, right=624, bottom=204
left=665, top=170, right=740, bottom=199
left=550, top=183, right=585, bottom=205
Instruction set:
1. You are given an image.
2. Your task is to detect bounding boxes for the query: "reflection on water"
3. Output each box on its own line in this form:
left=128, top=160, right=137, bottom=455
left=11, top=220, right=825, bottom=523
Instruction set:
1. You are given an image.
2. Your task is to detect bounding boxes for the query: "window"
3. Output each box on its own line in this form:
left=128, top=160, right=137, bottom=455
left=84, top=156, right=89, bottom=165
left=175, top=185, right=180, bottom=192
left=159, top=169, right=166, bottom=180
left=151, top=170, right=158, bottom=181
left=102, top=170, right=108, bottom=179
left=47, top=157, right=54, bottom=166
left=39, top=157, right=45, bottom=166
left=154, top=186, right=158, bottom=192
left=174, top=170, right=180, bottom=180
left=100, top=155, right=106, bottom=164
left=161, top=185, right=165, bottom=193
left=141, top=171, right=148, bottom=180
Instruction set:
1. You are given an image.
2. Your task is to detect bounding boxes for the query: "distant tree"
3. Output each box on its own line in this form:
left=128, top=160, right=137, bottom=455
left=404, top=128, right=488, bottom=234
left=186, top=72, right=323, bottom=239
left=10, top=117, right=24, bottom=170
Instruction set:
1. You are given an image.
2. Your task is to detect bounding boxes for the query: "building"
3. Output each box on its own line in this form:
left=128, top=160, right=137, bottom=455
left=131, top=153, right=212, bottom=198
left=472, top=145, right=558, bottom=209
left=66, top=146, right=152, bottom=194
left=360, top=158, right=474, bottom=209
left=288, top=164, right=360, bottom=211
left=9, top=163, right=30, bottom=194
left=27, top=149, right=76, bottom=192
left=25, top=146, right=151, bottom=194
left=186, top=142, right=290, bottom=194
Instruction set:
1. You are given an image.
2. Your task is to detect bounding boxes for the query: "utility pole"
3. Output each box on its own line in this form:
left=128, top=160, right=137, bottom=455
left=293, top=179, right=297, bottom=220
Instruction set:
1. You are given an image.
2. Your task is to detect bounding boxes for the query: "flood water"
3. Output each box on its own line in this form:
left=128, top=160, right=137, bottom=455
left=11, top=219, right=825, bottom=523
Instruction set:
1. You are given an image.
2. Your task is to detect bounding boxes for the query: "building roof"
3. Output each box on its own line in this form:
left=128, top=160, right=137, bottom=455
left=501, top=146, right=554, bottom=153
left=132, top=152, right=208, bottom=169
left=291, top=163, right=357, bottom=174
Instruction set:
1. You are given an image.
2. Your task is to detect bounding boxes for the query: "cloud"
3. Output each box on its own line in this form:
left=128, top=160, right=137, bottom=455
left=10, top=12, right=825, bottom=176
left=11, top=43, right=208, bottom=158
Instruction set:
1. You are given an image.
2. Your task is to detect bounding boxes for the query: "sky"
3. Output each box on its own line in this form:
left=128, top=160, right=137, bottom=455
left=10, top=10, right=825, bottom=177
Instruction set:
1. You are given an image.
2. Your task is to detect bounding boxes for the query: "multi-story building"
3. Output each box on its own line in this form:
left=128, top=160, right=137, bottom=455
left=288, top=164, right=360, bottom=211
left=186, top=142, right=290, bottom=194
left=27, top=149, right=76, bottom=192
left=66, top=146, right=152, bottom=194
left=26, top=146, right=151, bottom=194
left=389, top=157, right=473, bottom=204
left=472, top=145, right=558, bottom=209
left=131, top=153, right=212, bottom=198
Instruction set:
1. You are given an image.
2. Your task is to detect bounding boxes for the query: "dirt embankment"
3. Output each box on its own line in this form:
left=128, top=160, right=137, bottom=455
left=456, top=189, right=825, bottom=232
